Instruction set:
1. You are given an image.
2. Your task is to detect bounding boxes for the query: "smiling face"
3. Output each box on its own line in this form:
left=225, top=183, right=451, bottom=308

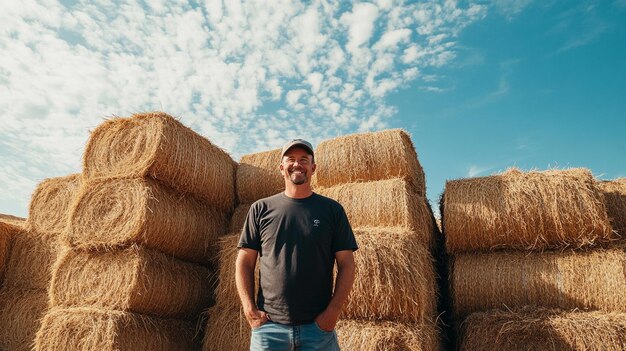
left=280, top=147, right=315, bottom=186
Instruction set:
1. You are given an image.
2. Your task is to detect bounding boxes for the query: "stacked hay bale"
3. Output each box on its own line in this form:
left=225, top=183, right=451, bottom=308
left=34, top=112, right=235, bottom=351
left=0, top=174, right=80, bottom=351
left=442, top=168, right=626, bottom=350
left=598, top=178, right=626, bottom=237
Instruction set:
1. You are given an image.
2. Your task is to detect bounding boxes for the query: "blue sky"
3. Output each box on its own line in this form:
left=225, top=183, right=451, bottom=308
left=1, top=0, right=624, bottom=217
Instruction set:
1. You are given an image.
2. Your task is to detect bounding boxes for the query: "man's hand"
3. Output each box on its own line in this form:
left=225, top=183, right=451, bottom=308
left=314, top=306, right=340, bottom=332
left=245, top=307, right=270, bottom=329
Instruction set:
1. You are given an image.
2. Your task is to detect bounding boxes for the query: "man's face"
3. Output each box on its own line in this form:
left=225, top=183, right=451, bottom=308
left=280, top=147, right=315, bottom=185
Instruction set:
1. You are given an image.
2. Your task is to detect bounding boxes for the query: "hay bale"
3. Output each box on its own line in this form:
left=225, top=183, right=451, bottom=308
left=236, top=149, right=284, bottom=203
left=213, top=234, right=258, bottom=312
left=50, top=245, right=213, bottom=319
left=0, top=219, right=24, bottom=284
left=203, top=305, right=249, bottom=351
left=598, top=179, right=626, bottom=236
left=0, top=287, right=49, bottom=351
left=230, top=203, right=252, bottom=233
left=313, top=129, right=426, bottom=195
left=26, top=174, right=81, bottom=234
left=451, top=249, right=626, bottom=319
left=344, top=227, right=437, bottom=323
left=65, top=178, right=228, bottom=264
left=317, top=179, right=434, bottom=246
left=442, top=168, right=614, bottom=253
left=459, top=307, right=626, bottom=351
left=336, top=319, right=440, bottom=351
left=83, top=112, right=235, bottom=212
left=34, top=306, right=199, bottom=351
left=3, top=230, right=60, bottom=289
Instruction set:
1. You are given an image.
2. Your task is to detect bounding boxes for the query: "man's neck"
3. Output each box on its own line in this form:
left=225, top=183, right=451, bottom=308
left=284, top=183, right=313, bottom=199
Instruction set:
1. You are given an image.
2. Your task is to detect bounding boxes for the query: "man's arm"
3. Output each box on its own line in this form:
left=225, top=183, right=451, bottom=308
left=315, top=249, right=356, bottom=331
left=235, top=247, right=268, bottom=328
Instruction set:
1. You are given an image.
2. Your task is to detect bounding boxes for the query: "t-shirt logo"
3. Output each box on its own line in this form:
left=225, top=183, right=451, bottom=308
left=313, top=219, right=320, bottom=227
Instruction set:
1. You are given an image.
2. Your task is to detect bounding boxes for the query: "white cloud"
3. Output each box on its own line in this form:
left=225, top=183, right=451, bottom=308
left=342, top=2, right=379, bottom=55
left=493, top=0, right=535, bottom=19
left=468, top=165, right=493, bottom=177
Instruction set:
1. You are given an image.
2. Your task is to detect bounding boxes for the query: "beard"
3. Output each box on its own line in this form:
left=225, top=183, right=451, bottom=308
left=288, top=167, right=307, bottom=185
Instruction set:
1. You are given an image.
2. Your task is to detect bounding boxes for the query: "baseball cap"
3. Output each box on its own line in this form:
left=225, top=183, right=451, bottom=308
left=281, top=139, right=314, bottom=157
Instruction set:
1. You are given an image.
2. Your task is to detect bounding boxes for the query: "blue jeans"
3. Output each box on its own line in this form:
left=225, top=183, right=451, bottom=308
left=250, top=321, right=340, bottom=351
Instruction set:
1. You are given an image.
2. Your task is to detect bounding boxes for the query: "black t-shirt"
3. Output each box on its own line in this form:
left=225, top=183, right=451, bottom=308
left=238, top=192, right=358, bottom=325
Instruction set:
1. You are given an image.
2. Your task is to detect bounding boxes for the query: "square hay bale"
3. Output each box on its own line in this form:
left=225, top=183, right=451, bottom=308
left=3, top=230, right=60, bottom=289
left=34, top=306, right=199, bottom=351
left=598, top=179, right=626, bottom=236
left=236, top=149, right=284, bottom=203
left=26, top=174, right=81, bottom=234
left=336, top=319, right=440, bottom=351
left=313, top=129, right=426, bottom=196
left=442, top=168, right=614, bottom=253
left=451, top=249, right=626, bottom=320
left=65, top=178, right=228, bottom=264
left=317, top=179, right=435, bottom=246
left=203, top=305, right=249, bottom=351
left=458, top=308, right=626, bottom=351
left=230, top=203, right=252, bottom=234
left=50, top=246, right=213, bottom=319
left=344, top=227, right=437, bottom=323
left=0, top=287, right=49, bottom=351
left=83, top=112, right=236, bottom=212
left=0, top=218, right=24, bottom=284
left=212, top=234, right=258, bottom=312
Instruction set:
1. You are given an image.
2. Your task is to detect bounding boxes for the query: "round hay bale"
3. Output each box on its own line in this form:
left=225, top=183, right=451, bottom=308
left=3, top=230, right=60, bottom=290
left=83, top=112, right=236, bottom=212
left=598, top=178, right=626, bottom=236
left=34, top=306, right=199, bottom=351
left=26, top=174, right=81, bottom=234
left=213, top=234, right=258, bottom=312
left=313, top=129, right=426, bottom=196
left=317, top=179, right=434, bottom=247
left=336, top=319, right=440, bottom=351
left=0, top=219, right=24, bottom=284
left=344, top=227, right=437, bottom=323
left=442, top=168, right=614, bottom=253
left=65, top=178, right=228, bottom=264
left=451, top=249, right=626, bottom=320
left=459, top=307, right=626, bottom=351
left=50, top=246, right=213, bottom=319
left=0, top=286, right=49, bottom=351
left=230, top=203, right=252, bottom=234
left=203, top=305, right=249, bottom=351
left=236, top=149, right=284, bottom=203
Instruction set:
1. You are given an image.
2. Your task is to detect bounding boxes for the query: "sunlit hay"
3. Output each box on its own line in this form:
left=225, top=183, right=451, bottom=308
left=336, top=319, right=440, bottom=351
left=442, top=168, right=613, bottom=253
left=4, top=230, right=60, bottom=289
left=312, top=129, right=426, bottom=195
left=26, top=174, right=82, bottom=235
left=83, top=112, right=236, bottom=212
left=317, top=179, right=435, bottom=247
left=65, top=178, right=228, bottom=264
left=202, top=305, right=250, bottom=351
left=213, top=234, right=259, bottom=312
left=343, top=227, right=437, bottom=323
left=0, top=219, right=24, bottom=284
left=451, top=249, right=626, bottom=320
left=458, top=307, right=626, bottom=351
left=236, top=148, right=284, bottom=203
left=50, top=245, right=212, bottom=319
left=598, top=179, right=626, bottom=236
left=230, top=203, right=251, bottom=234
left=34, top=306, right=199, bottom=351
left=0, top=286, right=48, bottom=351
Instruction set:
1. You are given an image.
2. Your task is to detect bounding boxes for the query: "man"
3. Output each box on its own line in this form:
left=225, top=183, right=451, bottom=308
left=236, top=139, right=358, bottom=351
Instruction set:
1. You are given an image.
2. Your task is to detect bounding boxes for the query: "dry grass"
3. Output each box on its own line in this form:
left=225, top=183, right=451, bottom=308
left=0, top=214, right=26, bottom=227
left=50, top=245, right=213, bottom=319
left=3, top=230, right=60, bottom=289
left=236, top=148, right=284, bottom=203
left=451, top=249, right=626, bottom=319
left=317, top=179, right=435, bottom=247
left=336, top=319, right=440, bottom=351
left=212, top=234, right=258, bottom=312
left=442, top=168, right=614, bottom=253
left=26, top=174, right=81, bottom=234
left=0, top=286, right=49, bottom=351
left=83, top=112, right=236, bottom=212
left=344, top=227, right=437, bottom=323
left=34, top=306, right=200, bottom=351
left=459, top=307, right=626, bottom=351
left=202, top=305, right=249, bottom=351
left=230, top=203, right=251, bottom=234
left=65, top=178, right=228, bottom=264
left=598, top=178, right=626, bottom=236
left=0, top=219, right=24, bottom=284
left=313, top=129, right=426, bottom=196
